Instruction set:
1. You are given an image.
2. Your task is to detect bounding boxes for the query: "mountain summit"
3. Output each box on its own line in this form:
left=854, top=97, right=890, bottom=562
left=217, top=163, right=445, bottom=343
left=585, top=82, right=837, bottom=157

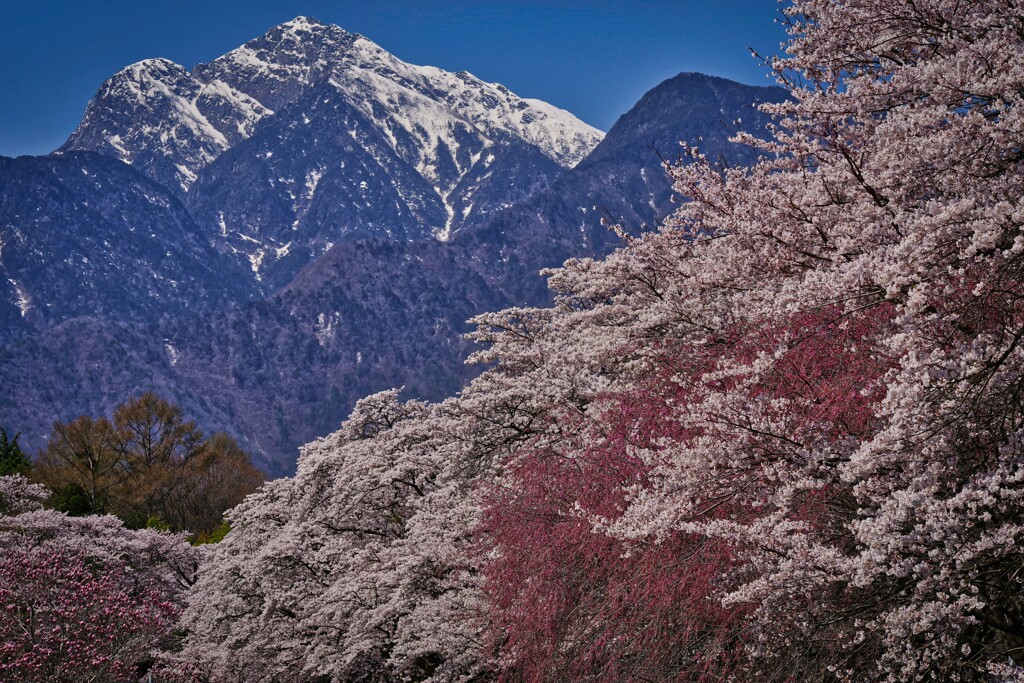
left=60, top=17, right=602, bottom=286
left=65, top=16, right=600, bottom=187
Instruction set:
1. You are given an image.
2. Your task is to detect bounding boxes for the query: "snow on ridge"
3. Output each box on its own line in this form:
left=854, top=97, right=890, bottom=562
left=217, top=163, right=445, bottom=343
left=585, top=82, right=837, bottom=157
left=68, top=15, right=601, bottom=183
left=279, top=16, right=328, bottom=32
left=64, top=13, right=604, bottom=235
left=418, top=64, right=604, bottom=167
left=196, top=18, right=600, bottom=171
left=206, top=44, right=294, bottom=82
left=65, top=55, right=273, bottom=190
left=101, top=58, right=192, bottom=107
left=8, top=279, right=31, bottom=318
left=121, top=57, right=181, bottom=78
left=314, top=34, right=603, bottom=240
left=519, top=97, right=604, bottom=167
left=339, top=36, right=603, bottom=168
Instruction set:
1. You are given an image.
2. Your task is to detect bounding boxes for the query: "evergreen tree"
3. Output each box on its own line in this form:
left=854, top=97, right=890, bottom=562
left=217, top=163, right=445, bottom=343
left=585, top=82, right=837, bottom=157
left=0, top=428, right=30, bottom=477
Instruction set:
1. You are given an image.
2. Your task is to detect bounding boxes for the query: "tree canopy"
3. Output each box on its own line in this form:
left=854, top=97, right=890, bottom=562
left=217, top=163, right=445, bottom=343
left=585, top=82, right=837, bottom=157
left=34, top=393, right=264, bottom=534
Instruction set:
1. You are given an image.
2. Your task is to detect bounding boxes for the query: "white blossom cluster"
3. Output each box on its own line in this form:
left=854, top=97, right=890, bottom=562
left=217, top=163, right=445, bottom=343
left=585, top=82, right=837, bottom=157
left=177, top=1, right=1024, bottom=680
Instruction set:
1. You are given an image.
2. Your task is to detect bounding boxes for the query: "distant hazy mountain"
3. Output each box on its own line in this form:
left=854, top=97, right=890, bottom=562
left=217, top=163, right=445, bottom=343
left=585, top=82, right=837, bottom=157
left=0, top=71, right=786, bottom=475
left=61, top=16, right=602, bottom=288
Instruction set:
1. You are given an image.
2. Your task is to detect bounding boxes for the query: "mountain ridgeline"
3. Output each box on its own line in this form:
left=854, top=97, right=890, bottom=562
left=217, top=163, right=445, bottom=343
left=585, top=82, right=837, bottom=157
left=0, top=17, right=786, bottom=474
left=59, top=16, right=601, bottom=289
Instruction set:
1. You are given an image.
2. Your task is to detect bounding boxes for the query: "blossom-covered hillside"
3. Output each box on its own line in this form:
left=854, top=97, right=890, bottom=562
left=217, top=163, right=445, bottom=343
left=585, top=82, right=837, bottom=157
left=174, top=1, right=1024, bottom=681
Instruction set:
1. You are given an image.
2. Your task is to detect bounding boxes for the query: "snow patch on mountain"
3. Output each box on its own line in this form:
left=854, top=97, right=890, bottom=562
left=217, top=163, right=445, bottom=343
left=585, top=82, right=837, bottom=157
left=8, top=279, right=31, bottom=317
left=335, top=37, right=601, bottom=169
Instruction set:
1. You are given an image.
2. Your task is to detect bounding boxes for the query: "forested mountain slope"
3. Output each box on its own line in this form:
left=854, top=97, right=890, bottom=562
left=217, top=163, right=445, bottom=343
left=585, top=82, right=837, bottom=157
left=0, top=72, right=783, bottom=475
left=0, top=152, right=256, bottom=341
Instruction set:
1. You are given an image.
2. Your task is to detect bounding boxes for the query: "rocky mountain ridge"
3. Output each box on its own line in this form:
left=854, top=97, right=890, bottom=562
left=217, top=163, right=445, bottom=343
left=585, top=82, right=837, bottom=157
left=60, top=16, right=602, bottom=287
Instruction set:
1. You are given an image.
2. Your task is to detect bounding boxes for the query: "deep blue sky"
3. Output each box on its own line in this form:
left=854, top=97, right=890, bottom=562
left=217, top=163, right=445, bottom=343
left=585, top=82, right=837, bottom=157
left=0, top=1, right=788, bottom=157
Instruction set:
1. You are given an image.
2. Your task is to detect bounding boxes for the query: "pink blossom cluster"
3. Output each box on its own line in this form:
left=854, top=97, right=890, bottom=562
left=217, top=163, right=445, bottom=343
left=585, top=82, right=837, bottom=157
left=0, top=474, right=198, bottom=682
left=0, top=549, right=177, bottom=682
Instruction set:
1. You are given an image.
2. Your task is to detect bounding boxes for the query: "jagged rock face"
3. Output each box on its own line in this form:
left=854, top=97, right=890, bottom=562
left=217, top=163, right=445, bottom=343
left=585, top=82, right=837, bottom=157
left=191, top=17, right=358, bottom=112
left=0, top=152, right=255, bottom=340
left=59, top=59, right=269, bottom=193
left=60, top=16, right=603, bottom=286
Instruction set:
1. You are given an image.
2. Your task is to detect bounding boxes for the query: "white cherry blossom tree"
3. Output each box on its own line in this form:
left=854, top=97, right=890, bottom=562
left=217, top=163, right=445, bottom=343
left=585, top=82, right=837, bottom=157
left=177, top=1, right=1024, bottom=681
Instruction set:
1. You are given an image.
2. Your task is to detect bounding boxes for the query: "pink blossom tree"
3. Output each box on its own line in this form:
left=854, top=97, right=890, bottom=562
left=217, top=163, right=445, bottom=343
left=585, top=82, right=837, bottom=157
left=481, top=371, right=747, bottom=682
left=477, top=0, right=1024, bottom=679
left=0, top=475, right=199, bottom=682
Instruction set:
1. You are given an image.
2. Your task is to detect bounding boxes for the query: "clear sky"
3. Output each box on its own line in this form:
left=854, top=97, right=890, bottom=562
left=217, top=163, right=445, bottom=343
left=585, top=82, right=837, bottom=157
left=0, top=1, right=788, bottom=157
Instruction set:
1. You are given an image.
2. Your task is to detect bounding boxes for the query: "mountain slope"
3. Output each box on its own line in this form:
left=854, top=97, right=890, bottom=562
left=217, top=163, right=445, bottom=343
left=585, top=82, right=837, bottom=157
left=183, top=78, right=566, bottom=288
left=454, top=73, right=790, bottom=303
left=0, top=152, right=255, bottom=341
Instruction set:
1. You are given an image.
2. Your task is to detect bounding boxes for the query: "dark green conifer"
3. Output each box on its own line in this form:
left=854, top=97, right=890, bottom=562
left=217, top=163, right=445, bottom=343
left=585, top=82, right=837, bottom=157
left=0, top=428, right=30, bottom=476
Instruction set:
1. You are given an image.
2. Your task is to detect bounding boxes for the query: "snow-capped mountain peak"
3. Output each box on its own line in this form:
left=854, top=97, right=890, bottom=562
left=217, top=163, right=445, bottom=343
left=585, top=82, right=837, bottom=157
left=61, top=57, right=270, bottom=191
left=61, top=17, right=604, bottom=282
left=192, top=16, right=357, bottom=112
left=64, top=17, right=600, bottom=192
